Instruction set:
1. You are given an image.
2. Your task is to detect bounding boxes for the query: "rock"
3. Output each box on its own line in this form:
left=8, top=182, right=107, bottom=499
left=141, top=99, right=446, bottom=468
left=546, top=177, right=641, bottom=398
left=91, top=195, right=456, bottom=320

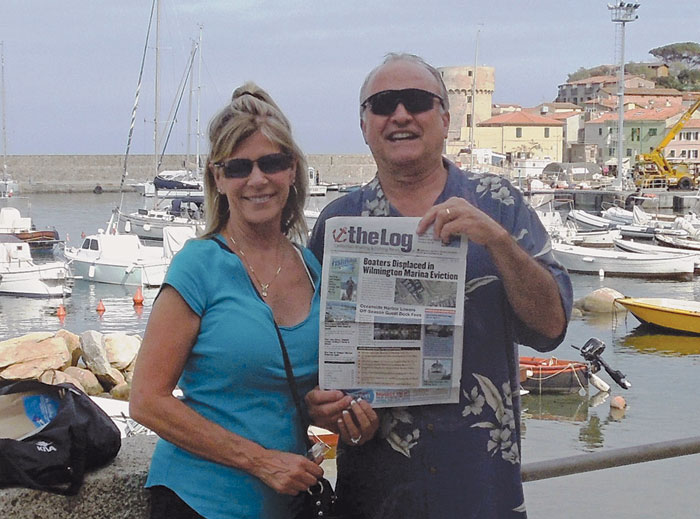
left=571, top=307, right=584, bottom=318
left=80, top=330, right=112, bottom=376
left=64, top=366, right=104, bottom=395
left=0, top=334, right=68, bottom=369
left=103, top=333, right=141, bottom=370
left=0, top=337, right=72, bottom=380
left=39, top=369, right=86, bottom=393
left=55, top=329, right=82, bottom=366
left=575, top=287, right=627, bottom=313
left=96, top=366, right=126, bottom=391
left=110, top=382, right=131, bottom=401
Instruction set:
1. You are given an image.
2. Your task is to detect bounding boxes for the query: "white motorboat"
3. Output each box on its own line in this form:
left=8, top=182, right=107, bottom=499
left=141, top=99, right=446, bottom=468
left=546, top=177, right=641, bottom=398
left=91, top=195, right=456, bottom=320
left=654, top=233, right=700, bottom=251
left=63, top=230, right=170, bottom=287
left=552, top=242, right=695, bottom=279
left=613, top=237, right=700, bottom=271
left=0, top=235, right=72, bottom=297
left=567, top=209, right=617, bottom=231
left=538, top=209, right=619, bottom=248
left=118, top=197, right=204, bottom=241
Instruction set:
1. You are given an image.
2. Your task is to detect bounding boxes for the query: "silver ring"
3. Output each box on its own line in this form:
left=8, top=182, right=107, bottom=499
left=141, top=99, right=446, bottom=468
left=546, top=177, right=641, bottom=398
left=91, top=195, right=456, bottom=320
left=350, top=434, right=362, bottom=445
left=445, top=208, right=451, bottom=216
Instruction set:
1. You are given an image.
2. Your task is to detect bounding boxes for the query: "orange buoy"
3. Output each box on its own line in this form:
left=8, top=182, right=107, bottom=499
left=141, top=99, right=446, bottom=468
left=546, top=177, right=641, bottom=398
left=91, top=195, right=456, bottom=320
left=96, top=300, right=106, bottom=313
left=133, top=286, right=144, bottom=306
left=57, top=304, right=67, bottom=318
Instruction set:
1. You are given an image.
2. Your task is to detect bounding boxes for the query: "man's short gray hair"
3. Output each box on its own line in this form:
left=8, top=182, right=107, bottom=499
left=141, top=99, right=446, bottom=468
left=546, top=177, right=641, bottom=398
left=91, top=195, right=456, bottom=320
left=359, top=53, right=450, bottom=119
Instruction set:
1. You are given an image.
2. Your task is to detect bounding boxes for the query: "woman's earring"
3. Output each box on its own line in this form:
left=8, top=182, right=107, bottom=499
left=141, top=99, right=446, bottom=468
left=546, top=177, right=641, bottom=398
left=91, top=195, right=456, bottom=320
left=290, top=183, right=298, bottom=199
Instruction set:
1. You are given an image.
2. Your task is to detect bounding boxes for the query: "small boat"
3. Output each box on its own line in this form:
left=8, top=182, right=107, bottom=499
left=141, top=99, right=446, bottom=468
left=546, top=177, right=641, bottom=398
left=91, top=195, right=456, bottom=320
left=118, top=197, right=204, bottom=241
left=520, top=357, right=589, bottom=394
left=0, top=206, right=62, bottom=252
left=654, top=233, right=700, bottom=251
left=552, top=242, right=695, bottom=279
left=567, top=209, right=617, bottom=231
left=0, top=235, right=72, bottom=297
left=613, top=238, right=700, bottom=270
left=616, top=297, right=700, bottom=335
left=63, top=230, right=171, bottom=287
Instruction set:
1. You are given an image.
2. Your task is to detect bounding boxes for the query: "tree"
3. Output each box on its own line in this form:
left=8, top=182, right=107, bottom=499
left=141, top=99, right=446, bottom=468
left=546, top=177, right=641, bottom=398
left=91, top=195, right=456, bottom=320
left=567, top=65, right=613, bottom=82
left=649, top=42, right=700, bottom=68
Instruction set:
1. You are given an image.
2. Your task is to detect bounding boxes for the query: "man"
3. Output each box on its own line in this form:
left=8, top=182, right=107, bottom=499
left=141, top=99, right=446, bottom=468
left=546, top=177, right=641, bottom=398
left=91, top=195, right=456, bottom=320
left=306, top=53, right=572, bottom=518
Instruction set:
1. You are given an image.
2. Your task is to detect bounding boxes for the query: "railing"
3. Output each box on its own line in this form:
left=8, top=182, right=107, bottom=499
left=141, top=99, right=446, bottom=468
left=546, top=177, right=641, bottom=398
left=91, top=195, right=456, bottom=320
left=522, top=436, right=700, bottom=482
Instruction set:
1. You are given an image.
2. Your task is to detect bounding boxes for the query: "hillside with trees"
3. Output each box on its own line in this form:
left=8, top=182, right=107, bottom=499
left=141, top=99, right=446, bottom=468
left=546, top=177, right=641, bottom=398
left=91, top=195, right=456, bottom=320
left=566, top=42, right=700, bottom=91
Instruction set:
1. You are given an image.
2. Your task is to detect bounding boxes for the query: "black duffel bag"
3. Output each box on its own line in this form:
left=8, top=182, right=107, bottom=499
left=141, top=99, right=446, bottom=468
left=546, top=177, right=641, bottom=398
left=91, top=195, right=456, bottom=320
left=0, top=379, right=121, bottom=495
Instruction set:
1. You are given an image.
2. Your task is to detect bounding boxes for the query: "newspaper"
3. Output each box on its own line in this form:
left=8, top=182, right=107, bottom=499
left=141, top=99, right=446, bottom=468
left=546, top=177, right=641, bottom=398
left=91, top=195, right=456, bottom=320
left=319, top=216, right=467, bottom=407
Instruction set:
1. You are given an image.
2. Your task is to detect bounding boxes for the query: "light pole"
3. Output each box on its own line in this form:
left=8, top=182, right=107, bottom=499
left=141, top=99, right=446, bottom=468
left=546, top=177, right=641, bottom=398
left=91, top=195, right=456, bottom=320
left=608, top=2, right=640, bottom=188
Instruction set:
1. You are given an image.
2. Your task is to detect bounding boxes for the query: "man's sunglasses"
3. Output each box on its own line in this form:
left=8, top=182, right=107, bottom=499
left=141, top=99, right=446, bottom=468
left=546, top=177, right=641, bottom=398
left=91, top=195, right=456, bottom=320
left=361, top=88, right=444, bottom=116
left=213, top=153, right=293, bottom=179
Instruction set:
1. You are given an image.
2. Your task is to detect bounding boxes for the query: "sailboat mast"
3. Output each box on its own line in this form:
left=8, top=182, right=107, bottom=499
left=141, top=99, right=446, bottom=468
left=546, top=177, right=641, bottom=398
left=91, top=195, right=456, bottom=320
left=154, top=0, right=161, bottom=176
left=195, top=25, right=203, bottom=172
left=1, top=42, right=8, bottom=181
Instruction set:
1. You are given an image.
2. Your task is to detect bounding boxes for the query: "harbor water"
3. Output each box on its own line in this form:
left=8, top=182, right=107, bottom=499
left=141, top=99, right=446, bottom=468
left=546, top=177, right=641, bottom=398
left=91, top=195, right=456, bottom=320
left=2, top=191, right=700, bottom=517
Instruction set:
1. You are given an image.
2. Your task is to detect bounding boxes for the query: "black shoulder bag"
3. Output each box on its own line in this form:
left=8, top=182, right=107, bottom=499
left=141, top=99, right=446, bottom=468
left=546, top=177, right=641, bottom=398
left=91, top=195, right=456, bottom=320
left=273, top=323, right=346, bottom=519
left=0, top=380, right=121, bottom=495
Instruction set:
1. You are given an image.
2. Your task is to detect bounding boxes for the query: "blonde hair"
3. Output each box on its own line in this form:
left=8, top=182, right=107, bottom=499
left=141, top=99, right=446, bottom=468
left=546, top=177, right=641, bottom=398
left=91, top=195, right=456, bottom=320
left=202, top=82, right=308, bottom=241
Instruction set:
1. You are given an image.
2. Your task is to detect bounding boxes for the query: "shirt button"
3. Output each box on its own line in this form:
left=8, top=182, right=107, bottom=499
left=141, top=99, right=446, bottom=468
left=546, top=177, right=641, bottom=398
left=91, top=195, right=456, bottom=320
left=429, top=466, right=438, bottom=475
left=427, top=423, right=434, bottom=431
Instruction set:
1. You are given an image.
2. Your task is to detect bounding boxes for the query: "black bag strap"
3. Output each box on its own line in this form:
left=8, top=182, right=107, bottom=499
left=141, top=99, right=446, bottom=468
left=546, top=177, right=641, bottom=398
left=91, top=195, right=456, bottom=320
left=209, top=234, right=313, bottom=445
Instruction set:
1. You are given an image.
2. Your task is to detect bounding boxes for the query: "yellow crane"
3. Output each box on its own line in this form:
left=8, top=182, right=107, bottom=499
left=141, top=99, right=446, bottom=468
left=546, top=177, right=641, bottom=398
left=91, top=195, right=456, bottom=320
left=634, top=97, right=700, bottom=190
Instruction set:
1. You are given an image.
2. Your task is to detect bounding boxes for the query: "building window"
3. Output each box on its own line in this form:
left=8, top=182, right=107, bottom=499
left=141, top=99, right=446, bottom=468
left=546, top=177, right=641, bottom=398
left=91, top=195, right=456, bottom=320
left=468, top=70, right=473, bottom=77
left=544, top=128, right=550, bottom=138
left=678, top=133, right=684, bottom=141
left=608, top=148, right=615, bottom=156
left=467, top=95, right=472, bottom=103
left=694, top=132, right=699, bottom=141
left=608, top=127, right=614, bottom=134
left=648, top=128, right=657, bottom=136
left=626, top=148, right=633, bottom=157
left=466, top=114, right=471, bottom=127
left=516, top=128, right=522, bottom=138
left=573, top=97, right=578, bottom=104
left=668, top=150, right=676, bottom=158
left=680, top=150, right=687, bottom=158
left=692, top=150, right=699, bottom=159
left=631, top=128, right=641, bottom=141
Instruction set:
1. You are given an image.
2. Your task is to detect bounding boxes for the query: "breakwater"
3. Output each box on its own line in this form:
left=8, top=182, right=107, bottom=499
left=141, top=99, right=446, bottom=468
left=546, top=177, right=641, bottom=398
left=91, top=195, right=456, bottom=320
left=1, top=154, right=378, bottom=193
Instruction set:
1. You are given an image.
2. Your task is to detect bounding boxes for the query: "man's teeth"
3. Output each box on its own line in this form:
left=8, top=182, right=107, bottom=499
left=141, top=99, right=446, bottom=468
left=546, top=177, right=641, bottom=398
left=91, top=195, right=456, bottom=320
left=390, top=132, right=416, bottom=140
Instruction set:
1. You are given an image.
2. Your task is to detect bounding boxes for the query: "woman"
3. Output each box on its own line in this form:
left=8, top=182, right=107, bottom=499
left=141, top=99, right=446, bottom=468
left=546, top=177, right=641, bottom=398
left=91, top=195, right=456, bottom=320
left=130, top=82, right=324, bottom=519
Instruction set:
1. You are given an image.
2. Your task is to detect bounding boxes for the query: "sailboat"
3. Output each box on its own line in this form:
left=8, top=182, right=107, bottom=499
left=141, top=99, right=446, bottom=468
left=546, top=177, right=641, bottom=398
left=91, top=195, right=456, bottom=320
left=116, top=2, right=204, bottom=241
left=1, top=42, right=19, bottom=198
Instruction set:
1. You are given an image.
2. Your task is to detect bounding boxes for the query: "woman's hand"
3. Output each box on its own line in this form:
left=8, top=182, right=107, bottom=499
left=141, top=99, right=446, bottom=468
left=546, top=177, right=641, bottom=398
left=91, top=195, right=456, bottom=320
left=251, top=450, right=324, bottom=496
left=305, top=387, right=379, bottom=446
left=336, top=398, right=379, bottom=447
left=305, top=387, right=353, bottom=432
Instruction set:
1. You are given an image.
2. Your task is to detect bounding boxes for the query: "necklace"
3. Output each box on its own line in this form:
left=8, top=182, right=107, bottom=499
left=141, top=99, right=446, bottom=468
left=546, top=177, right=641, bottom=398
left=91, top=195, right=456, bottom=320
left=228, top=234, right=283, bottom=298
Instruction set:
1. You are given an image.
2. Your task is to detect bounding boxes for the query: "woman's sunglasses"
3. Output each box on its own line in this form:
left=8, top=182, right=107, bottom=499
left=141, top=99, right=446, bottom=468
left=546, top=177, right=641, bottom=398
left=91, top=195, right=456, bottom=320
left=214, top=153, right=293, bottom=179
left=361, top=88, right=444, bottom=116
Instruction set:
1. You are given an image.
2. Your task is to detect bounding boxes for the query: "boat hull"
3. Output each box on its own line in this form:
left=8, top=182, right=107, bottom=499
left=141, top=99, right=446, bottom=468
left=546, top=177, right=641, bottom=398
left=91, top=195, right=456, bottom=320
left=616, top=297, right=700, bottom=335
left=520, top=357, right=589, bottom=394
left=0, top=262, right=71, bottom=297
left=553, top=243, right=695, bottom=279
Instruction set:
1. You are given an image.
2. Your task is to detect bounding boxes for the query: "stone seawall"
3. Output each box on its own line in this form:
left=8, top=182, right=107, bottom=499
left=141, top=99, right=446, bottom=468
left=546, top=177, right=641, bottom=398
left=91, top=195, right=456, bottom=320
left=2, top=154, right=377, bottom=193
left=0, top=436, right=156, bottom=518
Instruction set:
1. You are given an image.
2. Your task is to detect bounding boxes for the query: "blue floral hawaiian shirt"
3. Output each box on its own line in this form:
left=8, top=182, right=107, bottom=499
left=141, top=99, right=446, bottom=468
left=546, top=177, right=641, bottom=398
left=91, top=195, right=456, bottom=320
left=308, top=160, right=573, bottom=519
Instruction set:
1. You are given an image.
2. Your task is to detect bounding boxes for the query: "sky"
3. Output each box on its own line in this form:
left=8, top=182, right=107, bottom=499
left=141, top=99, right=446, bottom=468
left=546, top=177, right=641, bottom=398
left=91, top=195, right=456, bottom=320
left=0, top=0, right=697, bottom=157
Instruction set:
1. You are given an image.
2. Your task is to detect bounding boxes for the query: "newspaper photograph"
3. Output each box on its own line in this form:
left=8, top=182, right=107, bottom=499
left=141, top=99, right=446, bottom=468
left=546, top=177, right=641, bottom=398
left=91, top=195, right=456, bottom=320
left=319, top=216, right=467, bottom=407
